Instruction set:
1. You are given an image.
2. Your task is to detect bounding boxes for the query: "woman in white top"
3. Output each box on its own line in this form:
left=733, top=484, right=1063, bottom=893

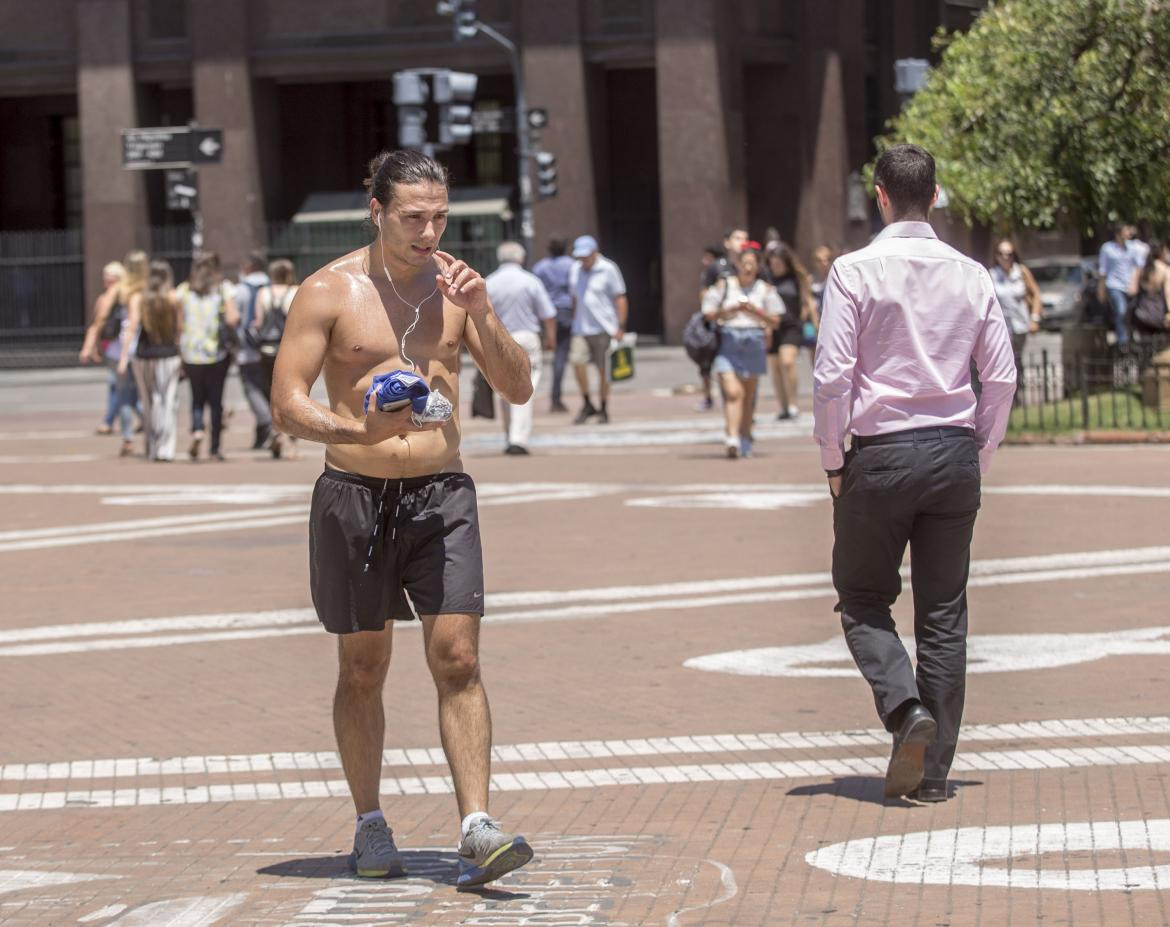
left=989, top=240, right=1042, bottom=388
left=252, top=258, right=300, bottom=458
left=701, top=245, right=782, bottom=458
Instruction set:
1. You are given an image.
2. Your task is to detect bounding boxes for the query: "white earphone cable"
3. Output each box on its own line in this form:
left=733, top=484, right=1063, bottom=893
left=378, top=216, right=438, bottom=371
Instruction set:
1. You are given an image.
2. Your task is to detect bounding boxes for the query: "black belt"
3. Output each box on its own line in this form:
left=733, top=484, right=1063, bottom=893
left=853, top=426, right=974, bottom=449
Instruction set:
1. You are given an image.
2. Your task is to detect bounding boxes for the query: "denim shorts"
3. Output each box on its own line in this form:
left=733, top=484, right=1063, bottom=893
left=711, top=326, right=767, bottom=377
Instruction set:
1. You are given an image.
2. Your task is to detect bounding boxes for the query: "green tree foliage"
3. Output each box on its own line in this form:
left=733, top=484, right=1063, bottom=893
left=877, top=0, right=1170, bottom=235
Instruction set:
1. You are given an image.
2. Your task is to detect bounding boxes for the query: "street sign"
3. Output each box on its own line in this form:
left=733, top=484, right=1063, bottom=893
left=122, top=127, right=192, bottom=169
left=121, top=126, right=224, bottom=169
left=165, top=169, right=198, bottom=211
left=190, top=129, right=224, bottom=164
left=526, top=108, right=548, bottom=130
left=471, top=109, right=509, bottom=134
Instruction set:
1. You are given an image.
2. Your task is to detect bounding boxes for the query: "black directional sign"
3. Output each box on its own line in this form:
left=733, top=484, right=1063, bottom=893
left=165, top=169, right=199, bottom=211
left=121, top=127, right=225, bottom=170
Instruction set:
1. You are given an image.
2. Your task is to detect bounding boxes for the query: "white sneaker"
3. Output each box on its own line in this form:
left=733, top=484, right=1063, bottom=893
left=787, top=404, right=800, bottom=418
left=725, top=436, right=739, bottom=459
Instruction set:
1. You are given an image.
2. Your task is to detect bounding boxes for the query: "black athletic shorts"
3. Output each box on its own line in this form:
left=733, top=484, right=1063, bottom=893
left=309, top=468, right=485, bottom=633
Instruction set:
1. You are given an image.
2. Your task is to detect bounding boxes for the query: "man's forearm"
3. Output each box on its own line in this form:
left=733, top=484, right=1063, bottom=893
left=273, top=392, right=368, bottom=446
left=471, top=311, right=533, bottom=404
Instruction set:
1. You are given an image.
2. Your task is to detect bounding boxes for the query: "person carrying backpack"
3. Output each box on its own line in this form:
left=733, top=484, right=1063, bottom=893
left=253, top=258, right=299, bottom=458
left=235, top=252, right=273, bottom=449
left=179, top=252, right=239, bottom=461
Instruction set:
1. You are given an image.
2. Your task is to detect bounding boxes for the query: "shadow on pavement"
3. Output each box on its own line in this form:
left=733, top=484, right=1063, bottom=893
left=786, top=776, right=983, bottom=806
left=256, top=850, right=530, bottom=899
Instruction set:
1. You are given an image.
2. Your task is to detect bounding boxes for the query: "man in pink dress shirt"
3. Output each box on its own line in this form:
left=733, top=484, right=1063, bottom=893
left=813, top=144, right=1016, bottom=803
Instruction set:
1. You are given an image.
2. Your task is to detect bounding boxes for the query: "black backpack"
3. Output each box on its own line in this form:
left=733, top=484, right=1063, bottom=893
left=256, top=287, right=290, bottom=356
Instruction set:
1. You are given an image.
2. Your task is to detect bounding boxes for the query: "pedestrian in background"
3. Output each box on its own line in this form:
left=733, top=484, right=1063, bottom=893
left=569, top=235, right=628, bottom=425
left=989, top=239, right=1042, bottom=393
left=693, top=245, right=726, bottom=411
left=532, top=237, right=575, bottom=413
left=178, top=252, right=239, bottom=461
left=764, top=242, right=814, bottom=421
left=86, top=251, right=146, bottom=456
left=123, top=260, right=182, bottom=461
left=254, top=258, right=299, bottom=459
left=814, top=143, right=1016, bottom=803
left=485, top=241, right=557, bottom=455
left=702, top=244, right=781, bottom=458
left=1097, top=223, right=1145, bottom=346
left=701, top=226, right=747, bottom=289
left=235, top=251, right=273, bottom=450
left=1134, top=240, right=1170, bottom=335
left=78, top=260, right=126, bottom=435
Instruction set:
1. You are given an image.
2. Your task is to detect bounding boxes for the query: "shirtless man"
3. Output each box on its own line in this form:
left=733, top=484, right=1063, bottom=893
left=271, top=150, right=535, bottom=888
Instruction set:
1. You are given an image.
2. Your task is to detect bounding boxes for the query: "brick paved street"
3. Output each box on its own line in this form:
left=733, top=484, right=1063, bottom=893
left=2, top=351, right=1168, bottom=926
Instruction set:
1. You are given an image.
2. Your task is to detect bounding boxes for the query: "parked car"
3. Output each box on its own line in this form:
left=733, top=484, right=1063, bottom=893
left=1027, top=255, right=1104, bottom=330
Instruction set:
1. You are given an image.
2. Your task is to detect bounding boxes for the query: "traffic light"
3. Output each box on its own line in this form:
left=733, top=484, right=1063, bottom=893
left=393, top=72, right=429, bottom=149
left=436, top=0, right=478, bottom=40
left=435, top=70, right=478, bottom=146
left=535, top=151, right=557, bottom=198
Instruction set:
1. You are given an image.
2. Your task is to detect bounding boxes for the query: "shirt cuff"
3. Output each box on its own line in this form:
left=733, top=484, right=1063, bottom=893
left=820, top=445, right=845, bottom=471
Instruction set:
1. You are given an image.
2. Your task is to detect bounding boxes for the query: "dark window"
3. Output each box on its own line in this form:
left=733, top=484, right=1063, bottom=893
left=148, top=0, right=187, bottom=40
left=59, top=116, right=82, bottom=229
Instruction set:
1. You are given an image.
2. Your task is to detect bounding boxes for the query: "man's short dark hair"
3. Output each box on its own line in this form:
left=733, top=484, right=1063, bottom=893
left=245, top=250, right=265, bottom=273
left=723, top=226, right=748, bottom=241
left=873, top=144, right=936, bottom=219
left=548, top=237, right=567, bottom=257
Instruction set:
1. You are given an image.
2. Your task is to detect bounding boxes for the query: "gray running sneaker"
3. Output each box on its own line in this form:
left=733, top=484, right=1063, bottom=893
left=349, top=818, right=407, bottom=878
left=456, top=818, right=533, bottom=889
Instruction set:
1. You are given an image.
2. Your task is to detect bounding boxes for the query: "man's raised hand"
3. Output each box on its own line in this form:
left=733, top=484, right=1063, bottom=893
left=433, top=250, right=489, bottom=318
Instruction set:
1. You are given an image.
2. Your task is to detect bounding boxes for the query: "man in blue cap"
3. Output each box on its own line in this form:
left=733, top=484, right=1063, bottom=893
left=568, top=234, right=628, bottom=424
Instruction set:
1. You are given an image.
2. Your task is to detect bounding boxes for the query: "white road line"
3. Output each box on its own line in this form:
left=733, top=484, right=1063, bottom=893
left=0, top=505, right=307, bottom=543
left=4, top=543, right=1170, bottom=655
left=104, top=893, right=248, bottom=926
left=0, top=869, right=115, bottom=895
left=3, top=743, right=1167, bottom=813
left=807, top=820, right=1170, bottom=891
left=0, top=454, right=98, bottom=464
left=3, top=716, right=1167, bottom=783
left=0, top=512, right=308, bottom=553
left=686, top=625, right=1170, bottom=678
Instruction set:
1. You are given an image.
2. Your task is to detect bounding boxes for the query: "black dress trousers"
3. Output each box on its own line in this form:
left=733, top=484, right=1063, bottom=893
left=831, top=426, right=982, bottom=780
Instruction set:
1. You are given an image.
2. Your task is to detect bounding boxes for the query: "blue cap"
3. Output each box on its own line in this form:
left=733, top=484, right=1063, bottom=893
left=571, top=235, right=598, bottom=258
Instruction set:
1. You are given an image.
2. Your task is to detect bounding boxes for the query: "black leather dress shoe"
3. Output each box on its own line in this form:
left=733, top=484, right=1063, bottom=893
left=884, top=703, right=937, bottom=798
left=908, top=778, right=948, bottom=802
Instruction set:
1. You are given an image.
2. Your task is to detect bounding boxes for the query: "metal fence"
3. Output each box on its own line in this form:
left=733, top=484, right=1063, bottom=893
left=1010, top=338, right=1170, bottom=432
left=0, top=219, right=505, bottom=368
left=0, top=229, right=86, bottom=364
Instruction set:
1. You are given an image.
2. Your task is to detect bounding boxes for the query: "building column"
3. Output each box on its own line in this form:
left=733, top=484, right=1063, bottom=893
left=520, top=0, right=598, bottom=262
left=795, top=0, right=868, bottom=253
left=189, top=0, right=266, bottom=275
left=76, top=0, right=148, bottom=317
left=654, top=0, right=744, bottom=342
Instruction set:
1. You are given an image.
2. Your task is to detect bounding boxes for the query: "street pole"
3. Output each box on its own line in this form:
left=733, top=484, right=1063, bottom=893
left=471, top=21, right=533, bottom=260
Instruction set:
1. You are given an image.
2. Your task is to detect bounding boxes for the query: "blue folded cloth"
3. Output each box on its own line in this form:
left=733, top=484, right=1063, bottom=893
left=363, top=370, right=431, bottom=414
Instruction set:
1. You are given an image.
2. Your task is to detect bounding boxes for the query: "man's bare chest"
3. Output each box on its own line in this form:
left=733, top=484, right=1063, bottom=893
left=329, top=296, right=464, bottom=372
